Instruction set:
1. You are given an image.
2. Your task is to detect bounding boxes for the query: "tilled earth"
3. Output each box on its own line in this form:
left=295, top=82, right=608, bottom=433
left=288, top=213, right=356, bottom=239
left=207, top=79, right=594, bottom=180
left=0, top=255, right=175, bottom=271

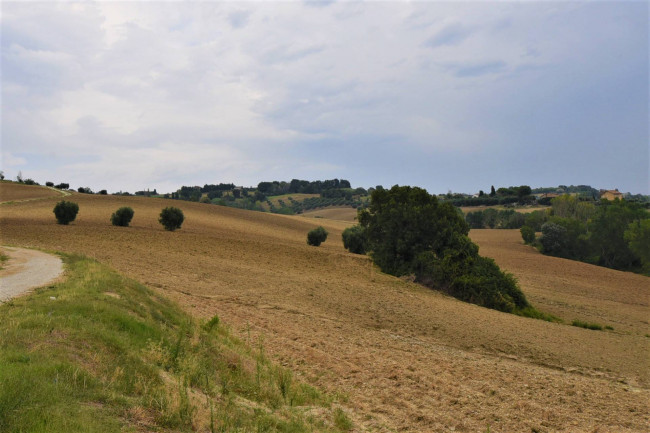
left=1, top=186, right=648, bottom=432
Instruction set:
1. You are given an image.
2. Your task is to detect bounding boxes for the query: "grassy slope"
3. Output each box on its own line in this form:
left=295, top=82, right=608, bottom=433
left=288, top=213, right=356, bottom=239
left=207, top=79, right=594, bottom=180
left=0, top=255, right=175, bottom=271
left=0, top=254, right=351, bottom=433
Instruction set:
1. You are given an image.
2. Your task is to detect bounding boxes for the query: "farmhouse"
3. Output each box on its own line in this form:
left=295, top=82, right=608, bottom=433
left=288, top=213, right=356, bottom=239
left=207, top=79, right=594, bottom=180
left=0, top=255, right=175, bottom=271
left=599, top=189, right=623, bottom=200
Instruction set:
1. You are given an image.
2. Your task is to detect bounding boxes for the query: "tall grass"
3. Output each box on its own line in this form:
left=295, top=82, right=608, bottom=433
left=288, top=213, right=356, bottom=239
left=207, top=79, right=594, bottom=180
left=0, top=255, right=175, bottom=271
left=0, top=254, right=350, bottom=432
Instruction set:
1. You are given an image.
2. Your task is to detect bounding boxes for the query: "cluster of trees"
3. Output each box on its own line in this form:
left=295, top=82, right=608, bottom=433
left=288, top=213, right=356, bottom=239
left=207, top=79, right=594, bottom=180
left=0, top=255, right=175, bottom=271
left=466, top=209, right=530, bottom=229
left=258, top=178, right=351, bottom=196
left=447, top=185, right=534, bottom=207
left=522, top=195, right=650, bottom=274
left=341, top=186, right=534, bottom=315
left=53, top=201, right=185, bottom=232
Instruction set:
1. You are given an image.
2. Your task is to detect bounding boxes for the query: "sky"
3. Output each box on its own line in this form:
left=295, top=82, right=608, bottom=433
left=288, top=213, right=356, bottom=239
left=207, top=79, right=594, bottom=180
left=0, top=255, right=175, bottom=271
left=1, top=1, right=648, bottom=195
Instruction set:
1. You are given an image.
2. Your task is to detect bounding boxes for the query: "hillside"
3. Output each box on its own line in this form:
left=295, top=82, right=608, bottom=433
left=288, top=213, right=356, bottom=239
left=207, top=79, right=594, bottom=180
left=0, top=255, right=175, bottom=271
left=1, top=183, right=648, bottom=432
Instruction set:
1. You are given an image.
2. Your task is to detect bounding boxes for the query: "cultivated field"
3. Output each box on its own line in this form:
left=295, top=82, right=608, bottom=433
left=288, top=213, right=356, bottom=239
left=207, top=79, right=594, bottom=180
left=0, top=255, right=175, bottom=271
left=301, top=207, right=359, bottom=222
left=1, top=184, right=648, bottom=432
left=0, top=181, right=64, bottom=202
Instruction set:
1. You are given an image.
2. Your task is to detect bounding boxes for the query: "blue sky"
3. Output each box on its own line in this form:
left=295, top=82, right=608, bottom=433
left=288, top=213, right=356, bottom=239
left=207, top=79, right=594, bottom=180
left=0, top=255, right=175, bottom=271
left=2, top=1, right=648, bottom=194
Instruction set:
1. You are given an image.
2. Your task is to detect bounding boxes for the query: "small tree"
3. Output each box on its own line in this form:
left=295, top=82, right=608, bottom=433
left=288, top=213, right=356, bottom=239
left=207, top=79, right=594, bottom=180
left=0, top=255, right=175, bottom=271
left=520, top=225, right=536, bottom=244
left=111, top=207, right=135, bottom=227
left=539, top=222, right=567, bottom=255
left=342, top=225, right=367, bottom=254
left=53, top=201, right=79, bottom=225
left=159, top=206, right=184, bottom=231
left=307, top=226, right=328, bottom=246
left=46, top=181, right=54, bottom=187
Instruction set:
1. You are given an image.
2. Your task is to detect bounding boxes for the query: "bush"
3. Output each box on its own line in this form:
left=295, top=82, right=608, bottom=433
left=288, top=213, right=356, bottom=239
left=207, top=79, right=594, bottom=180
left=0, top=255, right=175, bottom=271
left=539, top=222, right=567, bottom=255
left=342, top=225, right=367, bottom=254
left=307, top=226, right=328, bottom=246
left=159, top=207, right=184, bottom=231
left=520, top=225, right=536, bottom=244
left=111, top=207, right=135, bottom=227
left=53, top=201, right=79, bottom=225
left=45, top=181, right=54, bottom=187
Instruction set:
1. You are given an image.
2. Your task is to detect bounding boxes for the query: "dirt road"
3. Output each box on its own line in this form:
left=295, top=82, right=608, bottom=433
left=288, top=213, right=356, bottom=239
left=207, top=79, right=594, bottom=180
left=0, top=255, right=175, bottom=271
left=0, top=247, right=63, bottom=302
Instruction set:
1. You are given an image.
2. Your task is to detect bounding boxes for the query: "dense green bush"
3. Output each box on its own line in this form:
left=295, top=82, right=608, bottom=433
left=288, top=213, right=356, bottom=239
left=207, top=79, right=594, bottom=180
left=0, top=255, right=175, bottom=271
left=342, top=226, right=367, bottom=254
left=307, top=226, right=328, bottom=246
left=413, top=235, right=528, bottom=313
left=539, top=222, right=567, bottom=255
left=159, top=207, right=184, bottom=231
left=359, top=185, right=468, bottom=276
left=520, top=225, right=535, bottom=244
left=110, top=207, right=135, bottom=227
left=360, top=185, right=531, bottom=313
left=53, top=201, right=79, bottom=225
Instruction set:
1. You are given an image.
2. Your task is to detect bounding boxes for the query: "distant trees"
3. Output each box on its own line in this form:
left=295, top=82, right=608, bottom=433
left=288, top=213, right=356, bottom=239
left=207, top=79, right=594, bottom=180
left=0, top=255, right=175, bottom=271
left=527, top=198, right=650, bottom=274
left=53, top=201, right=79, bottom=225
left=159, top=207, right=185, bottom=231
left=625, top=220, right=650, bottom=272
left=46, top=181, right=54, bottom=187
left=111, top=207, right=135, bottom=227
left=307, top=226, right=328, bottom=246
left=55, top=183, right=69, bottom=190
left=465, top=208, right=533, bottom=230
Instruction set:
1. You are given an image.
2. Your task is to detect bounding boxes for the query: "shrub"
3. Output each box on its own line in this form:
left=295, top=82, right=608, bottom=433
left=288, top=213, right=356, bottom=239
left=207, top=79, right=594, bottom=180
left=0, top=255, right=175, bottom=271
left=539, top=222, right=567, bottom=255
left=342, top=225, right=367, bottom=254
left=45, top=181, right=54, bottom=187
left=159, top=207, right=184, bottom=231
left=53, top=200, right=79, bottom=225
left=55, top=183, right=69, bottom=190
left=307, top=226, right=328, bottom=246
left=520, top=225, right=536, bottom=244
left=111, top=207, right=135, bottom=227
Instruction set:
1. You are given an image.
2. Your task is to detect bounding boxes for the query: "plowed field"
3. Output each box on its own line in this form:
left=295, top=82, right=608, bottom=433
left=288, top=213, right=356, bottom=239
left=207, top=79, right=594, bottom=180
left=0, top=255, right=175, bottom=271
left=1, top=184, right=648, bottom=432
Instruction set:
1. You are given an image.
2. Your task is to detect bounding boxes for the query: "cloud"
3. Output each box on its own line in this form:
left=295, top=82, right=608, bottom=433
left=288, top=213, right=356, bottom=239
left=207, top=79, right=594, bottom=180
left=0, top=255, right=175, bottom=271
left=447, top=60, right=508, bottom=78
left=425, top=22, right=473, bottom=48
left=1, top=2, right=647, bottom=194
left=228, top=10, right=251, bottom=29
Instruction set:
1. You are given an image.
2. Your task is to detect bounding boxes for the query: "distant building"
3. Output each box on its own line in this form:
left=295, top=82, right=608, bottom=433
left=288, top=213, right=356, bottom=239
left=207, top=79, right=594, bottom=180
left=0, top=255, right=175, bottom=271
left=599, top=189, right=623, bottom=200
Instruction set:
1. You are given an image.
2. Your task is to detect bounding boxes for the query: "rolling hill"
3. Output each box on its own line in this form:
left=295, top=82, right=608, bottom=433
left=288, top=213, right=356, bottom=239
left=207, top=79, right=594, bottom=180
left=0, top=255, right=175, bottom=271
left=1, top=182, right=648, bottom=432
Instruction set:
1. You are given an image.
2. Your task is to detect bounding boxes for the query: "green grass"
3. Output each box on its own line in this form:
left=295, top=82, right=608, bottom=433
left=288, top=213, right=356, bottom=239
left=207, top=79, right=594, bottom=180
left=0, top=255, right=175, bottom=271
left=571, top=320, right=604, bottom=331
left=0, top=254, right=351, bottom=433
left=515, top=306, right=562, bottom=323
left=0, top=252, right=8, bottom=270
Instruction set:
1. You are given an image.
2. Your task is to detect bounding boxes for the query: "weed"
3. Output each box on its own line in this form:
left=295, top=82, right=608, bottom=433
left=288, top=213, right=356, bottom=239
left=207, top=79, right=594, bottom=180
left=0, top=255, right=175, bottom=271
left=571, top=320, right=603, bottom=330
left=333, top=407, right=353, bottom=431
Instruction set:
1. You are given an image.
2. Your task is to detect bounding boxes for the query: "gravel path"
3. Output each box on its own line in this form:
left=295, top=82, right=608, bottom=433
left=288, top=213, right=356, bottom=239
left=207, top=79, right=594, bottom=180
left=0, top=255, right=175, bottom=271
left=0, top=246, right=63, bottom=302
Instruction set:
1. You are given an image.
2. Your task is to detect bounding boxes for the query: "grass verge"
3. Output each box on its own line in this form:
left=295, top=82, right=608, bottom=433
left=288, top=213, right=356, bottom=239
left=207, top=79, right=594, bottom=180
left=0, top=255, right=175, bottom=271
left=0, top=254, right=351, bottom=433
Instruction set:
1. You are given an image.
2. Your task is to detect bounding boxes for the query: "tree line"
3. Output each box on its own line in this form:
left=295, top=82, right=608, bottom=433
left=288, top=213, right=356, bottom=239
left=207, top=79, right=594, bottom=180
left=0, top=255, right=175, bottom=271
left=521, top=195, right=650, bottom=274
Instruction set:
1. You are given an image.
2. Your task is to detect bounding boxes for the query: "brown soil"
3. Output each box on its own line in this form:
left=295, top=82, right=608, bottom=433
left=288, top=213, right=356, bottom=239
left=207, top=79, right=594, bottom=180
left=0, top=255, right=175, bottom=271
left=1, top=184, right=648, bottom=432
left=301, top=206, right=359, bottom=222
